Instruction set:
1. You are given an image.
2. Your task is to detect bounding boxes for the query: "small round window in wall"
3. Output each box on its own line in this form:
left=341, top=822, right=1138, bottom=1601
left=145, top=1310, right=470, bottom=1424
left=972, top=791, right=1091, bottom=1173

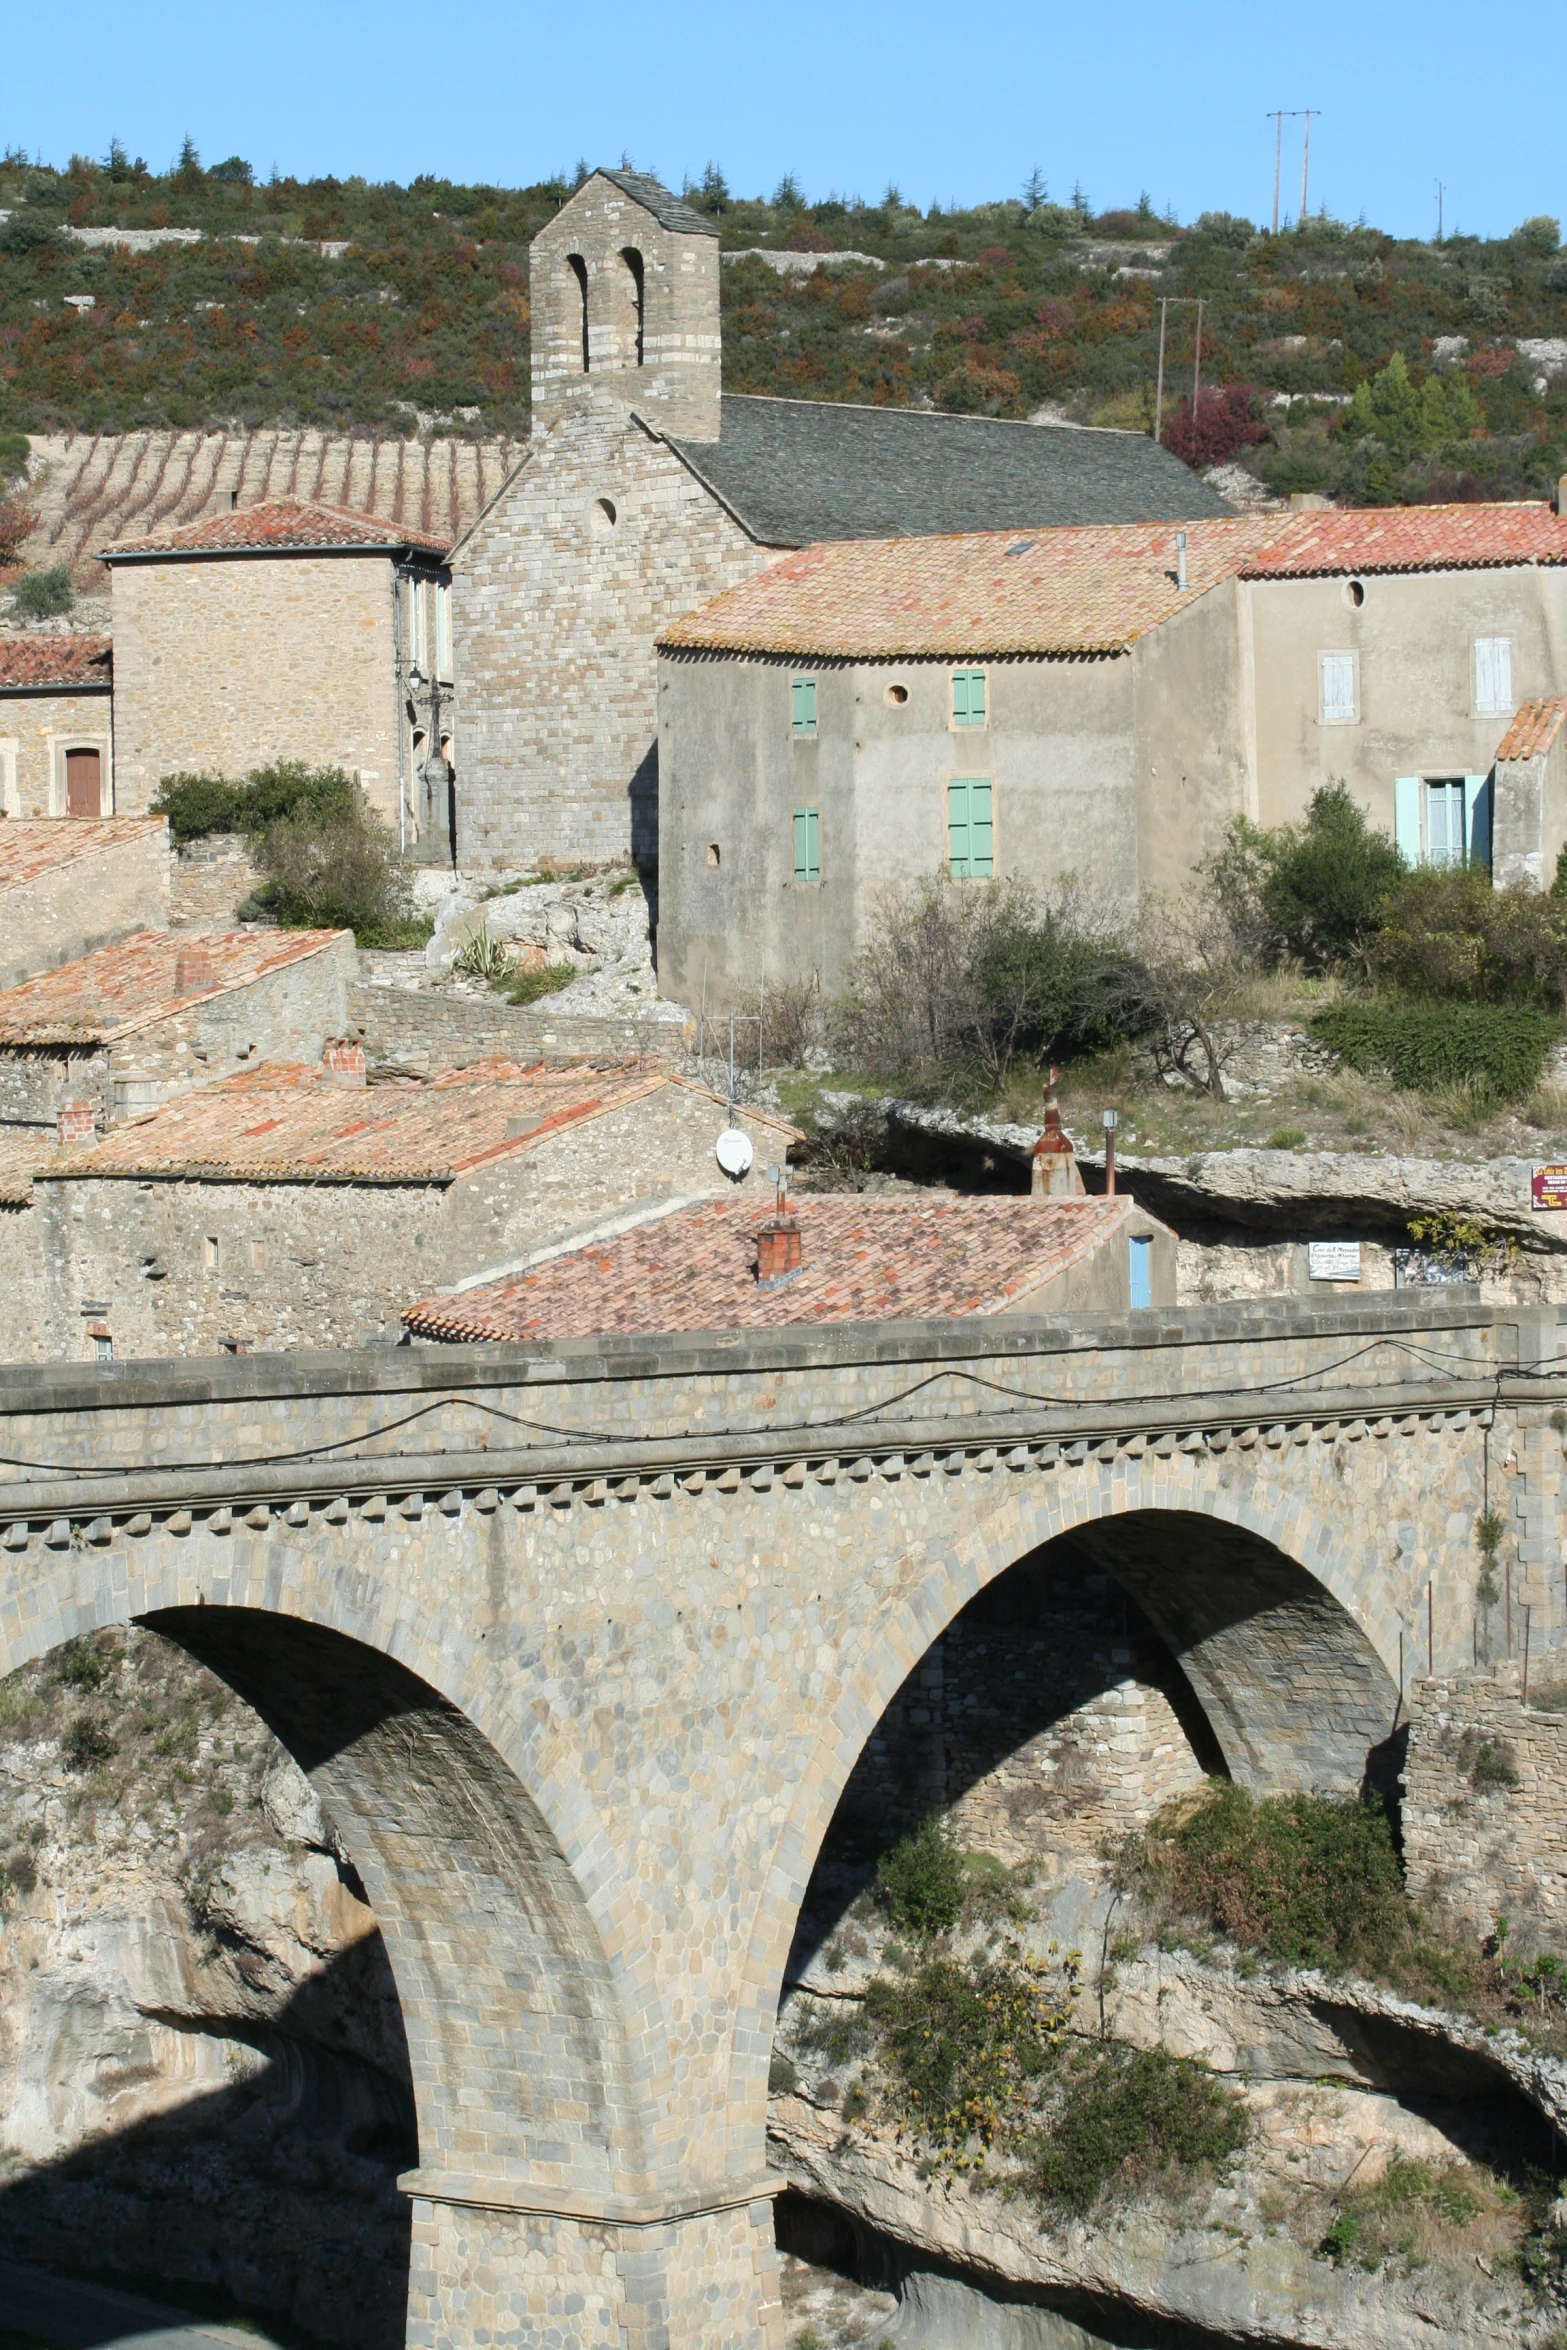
left=886, top=683, right=909, bottom=705
left=592, top=497, right=618, bottom=532
left=1344, top=578, right=1366, bottom=609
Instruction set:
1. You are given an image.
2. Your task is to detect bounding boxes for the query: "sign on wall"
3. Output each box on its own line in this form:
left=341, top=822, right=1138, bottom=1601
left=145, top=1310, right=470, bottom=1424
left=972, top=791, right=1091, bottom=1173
left=1533, top=1166, right=1567, bottom=1211
left=1308, top=1241, right=1362, bottom=1283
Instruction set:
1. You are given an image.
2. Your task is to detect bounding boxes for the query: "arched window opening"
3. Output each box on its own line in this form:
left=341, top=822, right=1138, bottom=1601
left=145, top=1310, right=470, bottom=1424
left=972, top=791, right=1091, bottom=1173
left=567, top=253, right=589, bottom=372
left=619, top=246, right=645, bottom=366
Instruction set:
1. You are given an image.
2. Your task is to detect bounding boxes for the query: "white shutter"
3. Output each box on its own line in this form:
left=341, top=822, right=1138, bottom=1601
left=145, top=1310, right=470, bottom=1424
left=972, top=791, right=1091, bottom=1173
left=1320, top=652, right=1356, bottom=724
left=1475, top=638, right=1512, bottom=715
left=1463, top=775, right=1492, bottom=872
left=1394, top=776, right=1421, bottom=868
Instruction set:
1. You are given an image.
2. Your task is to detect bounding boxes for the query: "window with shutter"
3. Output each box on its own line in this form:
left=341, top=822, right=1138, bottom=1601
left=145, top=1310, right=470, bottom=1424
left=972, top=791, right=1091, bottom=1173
left=792, top=808, right=820, bottom=883
left=952, top=668, right=987, bottom=727
left=1425, top=778, right=1466, bottom=868
left=1474, top=637, right=1513, bottom=715
left=948, top=780, right=994, bottom=878
left=1318, top=652, right=1356, bottom=725
left=791, top=677, right=817, bottom=737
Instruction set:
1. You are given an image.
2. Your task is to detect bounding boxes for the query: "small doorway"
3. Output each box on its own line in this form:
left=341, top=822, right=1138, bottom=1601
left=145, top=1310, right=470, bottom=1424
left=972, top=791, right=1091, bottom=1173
left=65, top=747, right=102, bottom=818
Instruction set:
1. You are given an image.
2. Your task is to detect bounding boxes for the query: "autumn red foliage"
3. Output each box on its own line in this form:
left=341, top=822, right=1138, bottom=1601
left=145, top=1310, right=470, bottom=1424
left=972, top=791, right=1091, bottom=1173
left=1160, top=384, right=1267, bottom=469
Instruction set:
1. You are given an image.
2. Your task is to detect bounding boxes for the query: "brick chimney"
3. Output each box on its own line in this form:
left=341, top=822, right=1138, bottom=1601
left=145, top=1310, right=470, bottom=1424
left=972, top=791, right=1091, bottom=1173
left=1031, top=1066, right=1084, bottom=1199
left=174, top=944, right=213, bottom=997
left=756, top=1211, right=803, bottom=1286
left=57, top=1100, right=96, bottom=1148
left=322, top=1039, right=367, bottom=1087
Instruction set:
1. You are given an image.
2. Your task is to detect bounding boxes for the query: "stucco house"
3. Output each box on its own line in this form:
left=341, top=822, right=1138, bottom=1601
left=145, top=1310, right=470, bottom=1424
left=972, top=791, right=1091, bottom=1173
left=0, top=636, right=114, bottom=817
left=451, top=168, right=1229, bottom=873
left=654, top=500, right=1567, bottom=1005
left=98, top=499, right=453, bottom=853
left=22, top=1054, right=798, bottom=1360
left=404, top=1187, right=1177, bottom=1344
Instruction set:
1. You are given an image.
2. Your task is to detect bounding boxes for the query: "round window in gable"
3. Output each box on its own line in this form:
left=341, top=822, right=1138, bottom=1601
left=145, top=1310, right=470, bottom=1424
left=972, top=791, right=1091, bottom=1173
left=591, top=496, right=618, bottom=532
left=1344, top=578, right=1365, bottom=608
left=886, top=682, right=909, bottom=705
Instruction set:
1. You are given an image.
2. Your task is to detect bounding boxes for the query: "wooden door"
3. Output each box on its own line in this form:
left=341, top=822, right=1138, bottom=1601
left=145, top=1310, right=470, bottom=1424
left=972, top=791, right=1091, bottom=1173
left=65, top=748, right=101, bottom=818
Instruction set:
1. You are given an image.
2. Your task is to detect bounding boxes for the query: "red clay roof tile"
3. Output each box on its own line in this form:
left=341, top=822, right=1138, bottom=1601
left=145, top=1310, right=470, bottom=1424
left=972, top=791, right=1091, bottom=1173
left=0, top=636, right=112, bottom=691
left=404, top=1190, right=1141, bottom=1342
left=101, top=497, right=450, bottom=561
left=0, top=928, right=348, bottom=1046
left=1494, top=696, right=1567, bottom=762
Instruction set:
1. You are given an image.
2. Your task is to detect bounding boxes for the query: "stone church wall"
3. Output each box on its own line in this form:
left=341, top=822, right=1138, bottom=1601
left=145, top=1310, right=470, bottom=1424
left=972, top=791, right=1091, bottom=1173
left=452, top=403, right=770, bottom=873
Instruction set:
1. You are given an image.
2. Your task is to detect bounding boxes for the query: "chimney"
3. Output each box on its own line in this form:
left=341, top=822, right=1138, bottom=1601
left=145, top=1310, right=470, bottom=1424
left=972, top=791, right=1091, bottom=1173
left=1031, top=1065, right=1084, bottom=1198
left=57, top=1100, right=96, bottom=1148
left=174, top=945, right=212, bottom=997
left=322, top=1039, right=367, bottom=1087
left=756, top=1209, right=803, bottom=1286
left=1175, top=530, right=1188, bottom=593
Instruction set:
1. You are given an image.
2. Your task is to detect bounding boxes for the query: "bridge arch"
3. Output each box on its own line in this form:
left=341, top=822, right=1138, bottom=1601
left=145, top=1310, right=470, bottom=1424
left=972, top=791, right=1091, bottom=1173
left=737, top=1453, right=1402, bottom=2145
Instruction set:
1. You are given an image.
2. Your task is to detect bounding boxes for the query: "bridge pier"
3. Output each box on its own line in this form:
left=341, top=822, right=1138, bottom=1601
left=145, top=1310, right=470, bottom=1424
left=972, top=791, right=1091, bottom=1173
left=405, top=2189, right=783, bottom=2350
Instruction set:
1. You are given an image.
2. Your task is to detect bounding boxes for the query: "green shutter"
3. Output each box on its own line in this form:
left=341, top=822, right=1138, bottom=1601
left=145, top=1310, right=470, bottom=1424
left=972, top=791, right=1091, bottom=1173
left=948, top=780, right=994, bottom=877
left=793, top=808, right=820, bottom=883
left=953, top=668, right=986, bottom=726
left=791, top=677, right=817, bottom=736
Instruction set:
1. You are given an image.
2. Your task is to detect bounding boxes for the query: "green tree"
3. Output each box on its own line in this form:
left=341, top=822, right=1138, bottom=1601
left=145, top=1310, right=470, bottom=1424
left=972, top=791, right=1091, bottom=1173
left=1344, top=352, right=1476, bottom=460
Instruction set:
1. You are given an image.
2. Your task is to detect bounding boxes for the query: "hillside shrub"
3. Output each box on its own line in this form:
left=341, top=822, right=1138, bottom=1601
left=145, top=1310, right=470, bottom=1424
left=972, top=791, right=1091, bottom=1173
left=8, top=563, right=73, bottom=619
left=1309, top=1000, right=1554, bottom=1101
left=875, top=1812, right=966, bottom=1935
left=244, top=792, right=423, bottom=948
left=0, top=495, right=37, bottom=563
left=1159, top=384, right=1267, bottom=470
left=1371, top=866, right=1567, bottom=1009
left=864, top=1945, right=1072, bottom=2158
left=152, top=760, right=356, bottom=844
left=1208, top=783, right=1405, bottom=972
left=1027, top=2043, right=1248, bottom=2212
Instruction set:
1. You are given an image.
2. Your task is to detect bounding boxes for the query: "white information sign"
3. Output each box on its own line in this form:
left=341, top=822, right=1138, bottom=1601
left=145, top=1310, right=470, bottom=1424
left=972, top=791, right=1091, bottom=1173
left=1308, top=1241, right=1362, bottom=1283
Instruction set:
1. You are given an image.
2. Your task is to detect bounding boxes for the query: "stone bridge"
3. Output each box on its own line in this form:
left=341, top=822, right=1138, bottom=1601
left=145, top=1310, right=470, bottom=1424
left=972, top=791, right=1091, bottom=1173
left=1, top=1294, right=1563, bottom=2350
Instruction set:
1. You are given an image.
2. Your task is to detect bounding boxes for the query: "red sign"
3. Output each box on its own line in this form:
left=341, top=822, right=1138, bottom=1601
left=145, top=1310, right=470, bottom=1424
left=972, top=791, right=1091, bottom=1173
left=1533, top=1165, right=1567, bottom=1211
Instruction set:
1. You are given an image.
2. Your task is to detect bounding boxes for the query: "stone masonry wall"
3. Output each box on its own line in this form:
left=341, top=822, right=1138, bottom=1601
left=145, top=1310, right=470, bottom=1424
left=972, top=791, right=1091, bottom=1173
left=0, top=689, right=114, bottom=817
left=1404, top=1663, right=1567, bottom=1944
left=0, top=822, right=170, bottom=991
left=0, top=1048, right=110, bottom=1131
left=28, top=1083, right=794, bottom=1360
left=109, top=934, right=355, bottom=1119
left=453, top=401, right=770, bottom=872
left=351, top=976, right=693, bottom=1070
left=109, top=555, right=403, bottom=827
left=167, top=833, right=265, bottom=929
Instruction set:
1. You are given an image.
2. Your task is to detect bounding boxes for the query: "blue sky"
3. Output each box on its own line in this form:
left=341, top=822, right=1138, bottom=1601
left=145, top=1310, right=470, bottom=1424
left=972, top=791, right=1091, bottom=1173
left=7, top=0, right=1562, bottom=243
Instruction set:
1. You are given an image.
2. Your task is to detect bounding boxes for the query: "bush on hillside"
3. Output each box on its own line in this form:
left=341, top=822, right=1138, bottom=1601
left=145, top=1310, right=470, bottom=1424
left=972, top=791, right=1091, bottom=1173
left=1159, top=383, right=1267, bottom=470
left=242, top=791, right=422, bottom=948
left=1310, top=1000, right=1555, bottom=1101
left=1372, top=866, right=1567, bottom=1009
left=1209, top=783, right=1405, bottom=972
left=1027, top=2042, right=1249, bottom=2212
left=8, top=562, right=73, bottom=619
left=152, top=761, right=357, bottom=844
left=0, top=495, right=38, bottom=565
left=875, top=1812, right=966, bottom=1935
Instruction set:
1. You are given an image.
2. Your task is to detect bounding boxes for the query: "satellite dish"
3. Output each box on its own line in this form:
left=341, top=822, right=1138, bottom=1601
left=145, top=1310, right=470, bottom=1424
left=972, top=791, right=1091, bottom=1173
left=715, top=1126, right=753, bottom=1180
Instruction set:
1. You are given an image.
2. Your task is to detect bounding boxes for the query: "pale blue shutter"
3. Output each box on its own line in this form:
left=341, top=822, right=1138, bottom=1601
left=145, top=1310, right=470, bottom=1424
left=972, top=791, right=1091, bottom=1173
left=792, top=678, right=817, bottom=735
left=1128, top=1234, right=1152, bottom=1310
left=969, top=780, right=993, bottom=875
left=953, top=669, right=987, bottom=726
left=1394, top=776, right=1421, bottom=868
left=793, top=809, right=809, bottom=882
left=1463, top=775, right=1491, bottom=874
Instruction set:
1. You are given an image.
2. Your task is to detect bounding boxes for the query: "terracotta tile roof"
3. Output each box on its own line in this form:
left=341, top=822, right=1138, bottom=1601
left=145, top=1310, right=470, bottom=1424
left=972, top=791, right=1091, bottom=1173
left=100, top=497, right=450, bottom=562
left=404, top=1190, right=1140, bottom=1343
left=1494, top=695, right=1567, bottom=762
left=0, top=1126, right=56, bottom=1207
left=0, top=928, right=348, bottom=1046
left=0, top=636, right=112, bottom=691
left=659, top=500, right=1567, bottom=659
left=0, top=817, right=165, bottom=891
left=45, top=1062, right=800, bottom=1184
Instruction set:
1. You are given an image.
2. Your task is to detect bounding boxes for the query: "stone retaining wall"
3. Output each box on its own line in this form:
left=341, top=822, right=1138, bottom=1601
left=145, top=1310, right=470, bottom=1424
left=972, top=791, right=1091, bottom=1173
left=350, top=977, right=690, bottom=1070
left=1404, top=1663, right=1567, bottom=1944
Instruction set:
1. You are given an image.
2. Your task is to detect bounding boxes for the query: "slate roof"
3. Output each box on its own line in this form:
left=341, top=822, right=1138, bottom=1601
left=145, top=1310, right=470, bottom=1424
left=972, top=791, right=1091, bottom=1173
left=664, top=395, right=1233, bottom=546
left=0, top=928, right=348, bottom=1046
left=661, top=500, right=1567, bottom=660
left=593, top=168, right=718, bottom=240
left=1495, top=696, right=1567, bottom=762
left=0, top=636, right=112, bottom=692
left=46, top=1060, right=800, bottom=1184
left=0, top=817, right=164, bottom=892
left=404, top=1190, right=1139, bottom=1343
left=100, top=497, right=451, bottom=562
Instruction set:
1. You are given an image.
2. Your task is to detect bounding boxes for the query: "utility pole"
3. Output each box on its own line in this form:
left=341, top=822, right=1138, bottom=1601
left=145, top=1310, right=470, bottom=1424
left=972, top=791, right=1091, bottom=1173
left=1267, top=110, right=1284, bottom=235
left=1154, top=296, right=1204, bottom=448
left=1299, top=108, right=1318, bottom=224
left=1436, top=179, right=1445, bottom=243
left=1192, top=297, right=1203, bottom=428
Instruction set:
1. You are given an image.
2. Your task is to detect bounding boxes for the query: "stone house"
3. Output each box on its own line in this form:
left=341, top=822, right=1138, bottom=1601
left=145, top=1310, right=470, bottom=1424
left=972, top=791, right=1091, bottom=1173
left=404, top=1187, right=1177, bottom=1344
left=654, top=500, right=1567, bottom=1004
left=0, top=818, right=170, bottom=991
left=0, top=637, right=114, bottom=816
left=24, top=1055, right=798, bottom=1360
left=0, top=927, right=353, bottom=1137
left=451, top=168, right=1227, bottom=873
left=99, top=499, right=452, bottom=852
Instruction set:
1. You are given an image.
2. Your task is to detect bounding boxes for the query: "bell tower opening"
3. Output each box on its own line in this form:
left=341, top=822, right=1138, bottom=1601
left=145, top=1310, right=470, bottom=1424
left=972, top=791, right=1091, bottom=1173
left=620, top=246, right=645, bottom=366
left=567, top=253, right=589, bottom=372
